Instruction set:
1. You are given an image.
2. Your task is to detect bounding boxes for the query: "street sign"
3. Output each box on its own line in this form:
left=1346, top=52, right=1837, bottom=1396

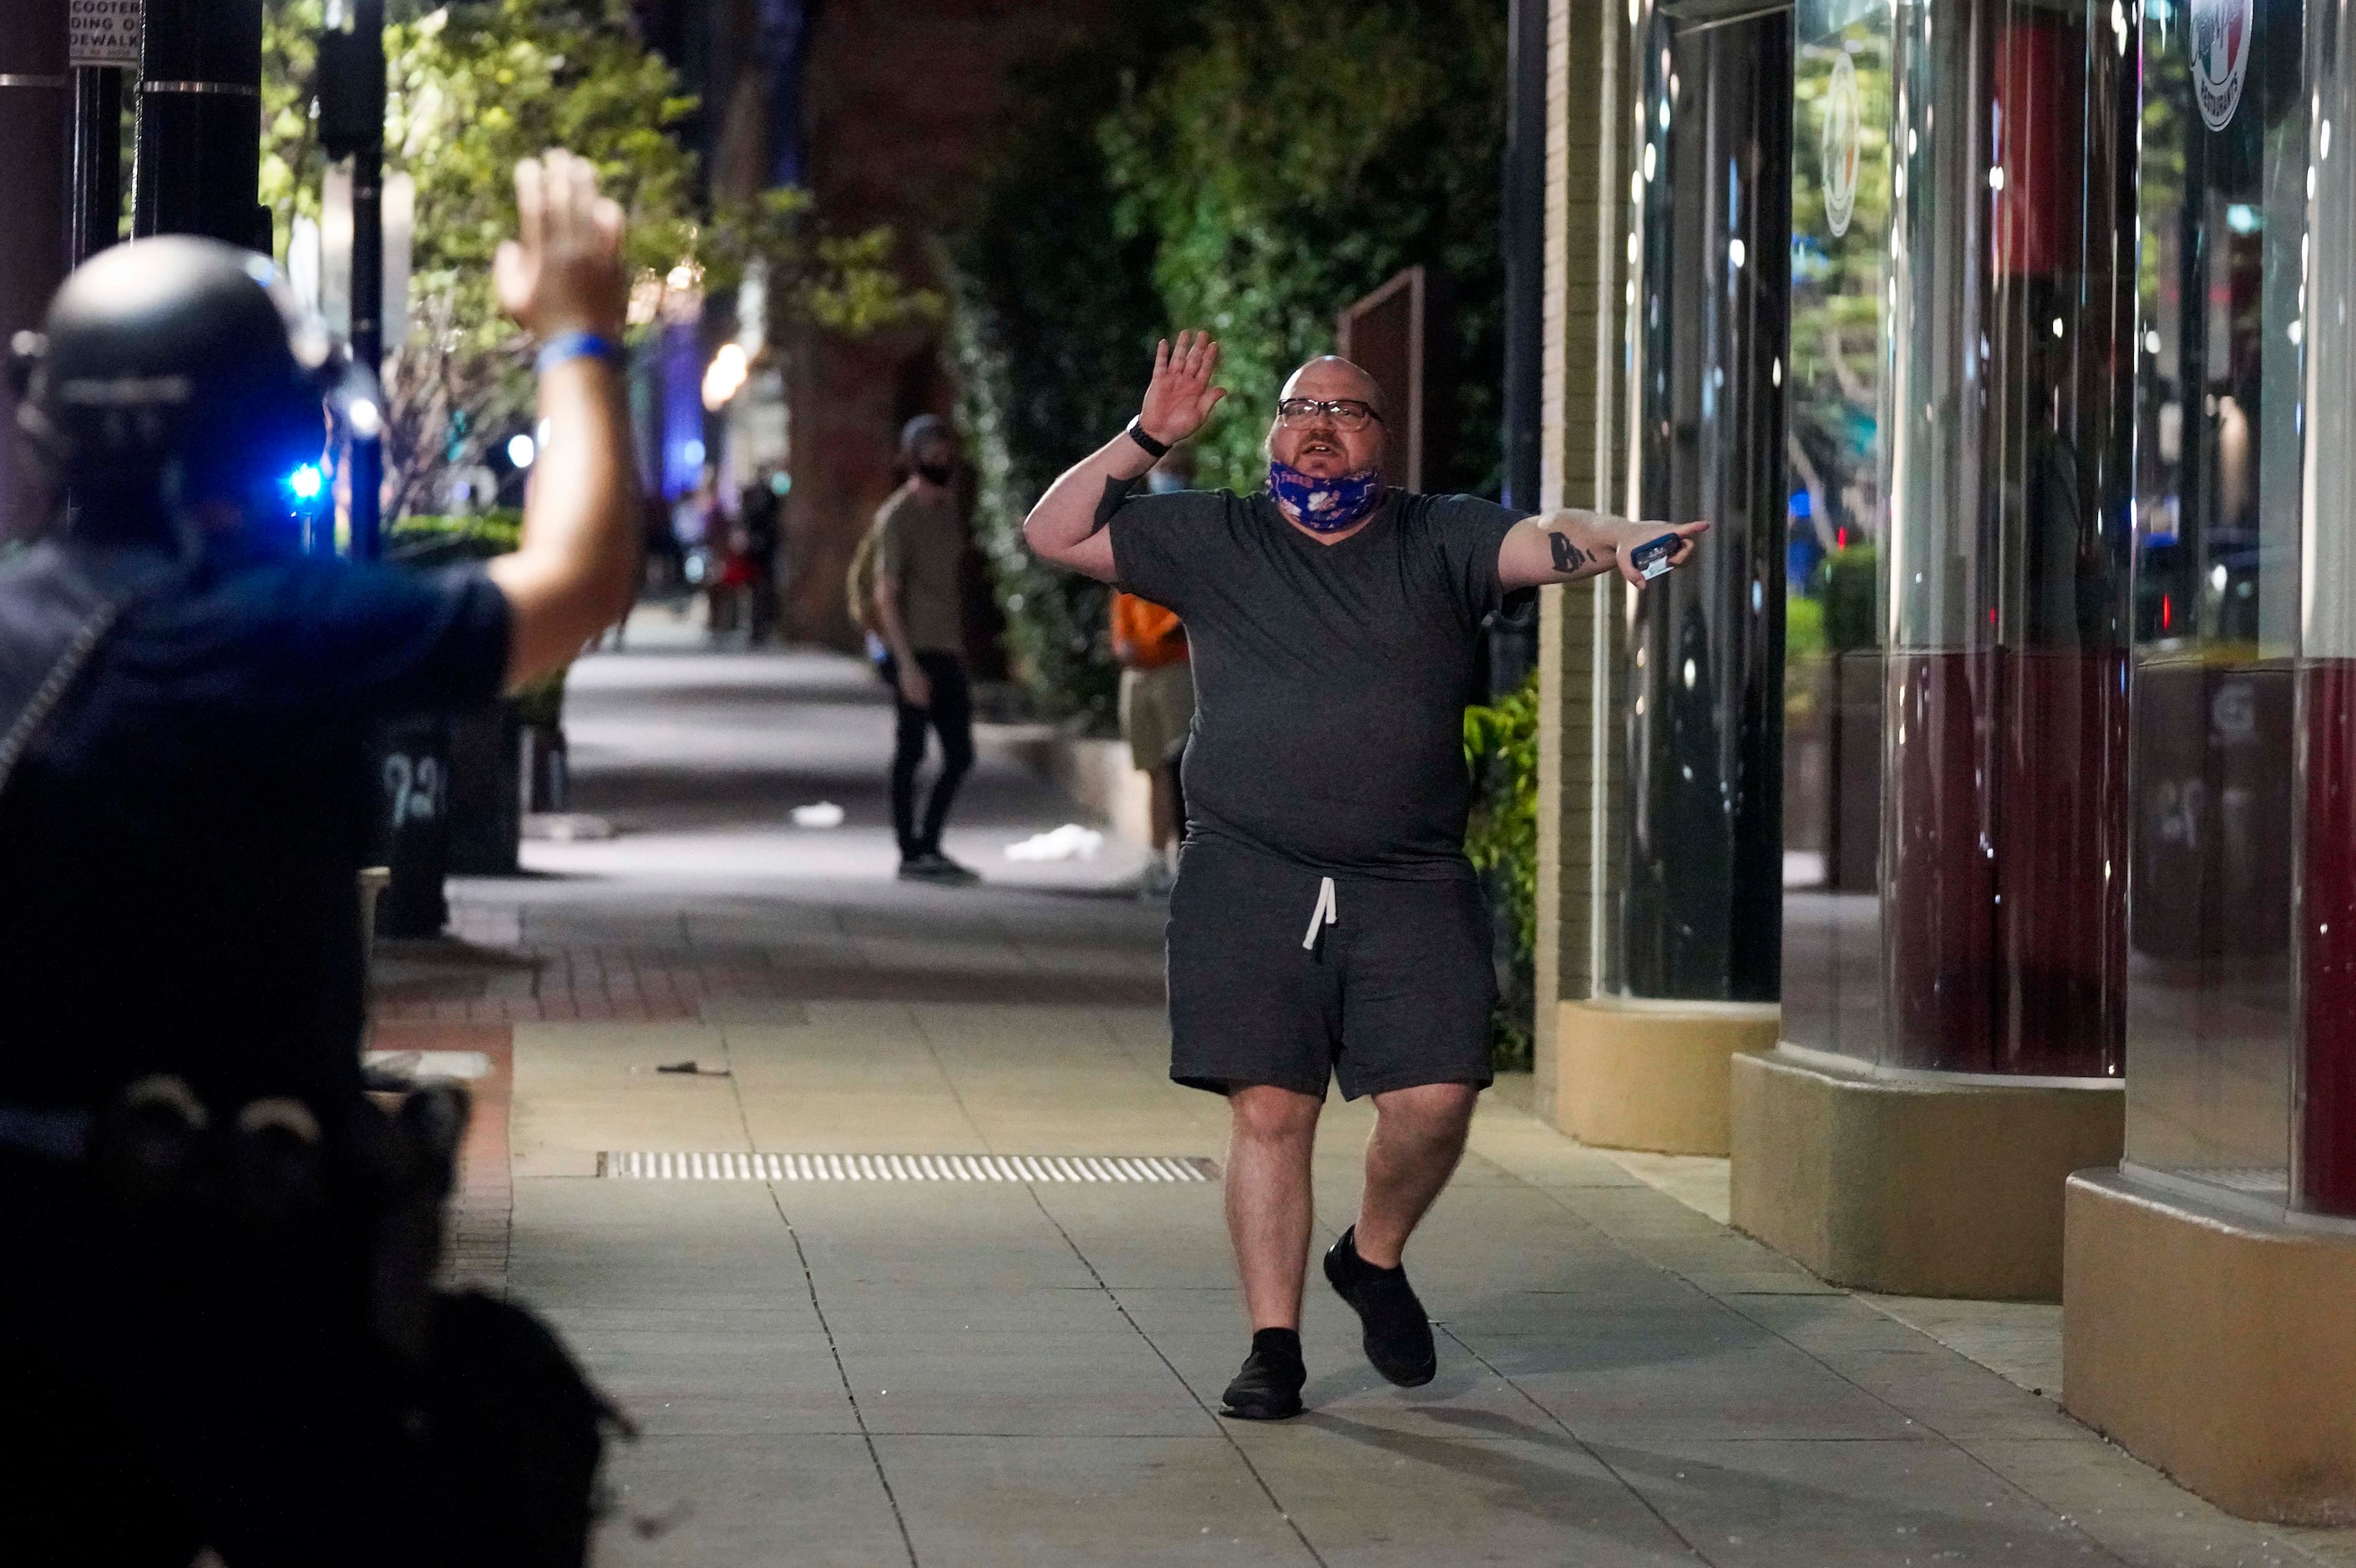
left=68, top=0, right=142, bottom=69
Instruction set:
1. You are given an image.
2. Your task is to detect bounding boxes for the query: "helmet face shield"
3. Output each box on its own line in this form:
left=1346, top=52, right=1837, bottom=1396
left=20, top=237, right=341, bottom=537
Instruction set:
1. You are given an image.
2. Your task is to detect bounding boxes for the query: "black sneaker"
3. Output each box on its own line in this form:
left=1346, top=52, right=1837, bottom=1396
left=898, top=850, right=980, bottom=885
left=1219, top=1328, right=1305, bottom=1421
left=1323, top=1226, right=1436, bottom=1387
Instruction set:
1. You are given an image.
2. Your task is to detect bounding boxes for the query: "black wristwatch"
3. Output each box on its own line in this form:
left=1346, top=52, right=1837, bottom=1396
left=1125, top=417, right=1170, bottom=460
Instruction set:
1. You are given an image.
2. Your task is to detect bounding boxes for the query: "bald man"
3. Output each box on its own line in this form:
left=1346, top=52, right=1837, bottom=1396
left=1025, top=335, right=1705, bottom=1419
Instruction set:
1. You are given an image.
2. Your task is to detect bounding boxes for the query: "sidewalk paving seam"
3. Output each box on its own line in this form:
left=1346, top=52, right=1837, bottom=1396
left=1435, top=1324, right=1720, bottom=1564
left=720, top=1019, right=922, bottom=1566
left=760, top=1179, right=921, bottom=1568
left=1514, top=1171, right=2317, bottom=1568
left=885, top=999, right=1328, bottom=1560
left=899, top=999, right=991, bottom=1151
left=1017, top=1180, right=1332, bottom=1567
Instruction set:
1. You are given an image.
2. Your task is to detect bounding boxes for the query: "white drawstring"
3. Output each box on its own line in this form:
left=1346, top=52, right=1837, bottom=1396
left=1301, top=876, right=1338, bottom=951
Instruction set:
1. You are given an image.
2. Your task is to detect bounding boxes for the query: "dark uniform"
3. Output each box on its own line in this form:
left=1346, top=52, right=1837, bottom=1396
left=0, top=237, right=596, bottom=1567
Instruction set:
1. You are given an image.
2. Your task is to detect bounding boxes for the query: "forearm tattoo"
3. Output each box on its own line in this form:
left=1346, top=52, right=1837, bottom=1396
left=1547, top=530, right=1590, bottom=575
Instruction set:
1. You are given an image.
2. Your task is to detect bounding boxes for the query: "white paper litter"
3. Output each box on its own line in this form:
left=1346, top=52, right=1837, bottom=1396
left=790, top=802, right=846, bottom=828
left=522, top=812, right=614, bottom=842
left=363, top=1050, right=492, bottom=1082
left=1004, top=824, right=1105, bottom=862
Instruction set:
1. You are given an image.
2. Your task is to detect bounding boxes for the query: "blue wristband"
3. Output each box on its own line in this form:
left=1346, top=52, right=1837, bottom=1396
left=535, top=331, right=622, bottom=376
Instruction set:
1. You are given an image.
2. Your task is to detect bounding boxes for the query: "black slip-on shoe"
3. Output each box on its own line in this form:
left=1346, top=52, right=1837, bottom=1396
left=1323, top=1226, right=1437, bottom=1387
left=1219, top=1336, right=1306, bottom=1421
left=898, top=851, right=980, bottom=885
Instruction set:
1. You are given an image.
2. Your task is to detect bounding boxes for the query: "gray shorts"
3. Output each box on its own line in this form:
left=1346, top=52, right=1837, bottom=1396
left=1165, top=838, right=1497, bottom=1100
left=1119, top=663, right=1195, bottom=771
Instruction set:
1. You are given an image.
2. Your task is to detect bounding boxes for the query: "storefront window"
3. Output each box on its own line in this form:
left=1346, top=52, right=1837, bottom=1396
left=1609, top=0, right=1793, bottom=1002
left=1781, top=0, right=1894, bottom=1055
left=2123, top=0, right=2304, bottom=1201
left=1781, top=0, right=2140, bottom=1071
left=1781, top=0, right=1894, bottom=1058
left=1880, top=0, right=2141, bottom=1075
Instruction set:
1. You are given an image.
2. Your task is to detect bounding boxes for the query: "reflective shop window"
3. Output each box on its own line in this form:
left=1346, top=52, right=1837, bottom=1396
left=1880, top=0, right=2140, bottom=1075
left=1609, top=0, right=1793, bottom=1003
left=2125, top=0, right=2304, bottom=1200
left=1782, top=0, right=2140, bottom=1072
left=1781, top=0, right=1894, bottom=1060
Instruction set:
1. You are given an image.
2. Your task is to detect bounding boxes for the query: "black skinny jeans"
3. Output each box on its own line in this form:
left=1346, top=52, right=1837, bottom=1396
left=881, top=650, right=974, bottom=857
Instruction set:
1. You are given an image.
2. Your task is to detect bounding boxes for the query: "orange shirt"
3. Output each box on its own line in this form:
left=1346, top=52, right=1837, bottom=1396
left=1111, top=591, right=1188, bottom=670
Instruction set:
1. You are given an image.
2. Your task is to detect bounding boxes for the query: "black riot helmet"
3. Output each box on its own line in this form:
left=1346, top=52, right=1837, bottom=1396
left=12, top=236, right=337, bottom=540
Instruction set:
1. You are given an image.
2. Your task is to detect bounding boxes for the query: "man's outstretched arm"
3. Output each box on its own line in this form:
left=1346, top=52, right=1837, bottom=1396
left=484, top=149, right=641, bottom=687
left=1497, top=511, right=1710, bottom=592
left=1023, top=331, right=1228, bottom=582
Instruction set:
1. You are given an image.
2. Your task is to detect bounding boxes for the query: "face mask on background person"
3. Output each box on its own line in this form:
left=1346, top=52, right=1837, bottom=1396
left=917, top=462, right=954, bottom=487
left=1147, top=468, right=1188, bottom=495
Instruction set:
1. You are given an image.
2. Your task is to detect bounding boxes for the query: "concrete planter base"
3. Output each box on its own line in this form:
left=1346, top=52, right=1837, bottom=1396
left=2064, top=1169, right=2356, bottom=1525
left=1729, top=1047, right=2123, bottom=1299
left=975, top=723, right=1152, bottom=847
left=1552, top=998, right=1779, bottom=1155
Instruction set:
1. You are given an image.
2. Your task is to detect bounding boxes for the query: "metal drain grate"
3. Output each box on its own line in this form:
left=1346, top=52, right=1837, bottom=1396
left=600, top=1151, right=1216, bottom=1183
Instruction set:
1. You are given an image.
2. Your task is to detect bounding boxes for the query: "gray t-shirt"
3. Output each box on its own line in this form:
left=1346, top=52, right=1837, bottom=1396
left=1105, top=479, right=1523, bottom=878
left=874, top=485, right=968, bottom=655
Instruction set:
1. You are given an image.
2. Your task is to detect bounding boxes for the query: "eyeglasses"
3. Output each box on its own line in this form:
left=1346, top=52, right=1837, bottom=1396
left=1276, top=397, right=1383, bottom=432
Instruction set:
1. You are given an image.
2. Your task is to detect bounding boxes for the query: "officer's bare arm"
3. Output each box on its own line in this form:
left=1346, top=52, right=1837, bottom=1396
left=484, top=150, right=641, bottom=687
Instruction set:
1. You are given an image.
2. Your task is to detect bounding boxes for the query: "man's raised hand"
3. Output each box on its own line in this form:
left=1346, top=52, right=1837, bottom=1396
left=1138, top=331, right=1228, bottom=447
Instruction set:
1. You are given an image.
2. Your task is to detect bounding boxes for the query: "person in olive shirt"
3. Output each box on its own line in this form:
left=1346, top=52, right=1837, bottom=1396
left=872, top=414, right=980, bottom=884
left=1024, top=332, right=1705, bottom=1420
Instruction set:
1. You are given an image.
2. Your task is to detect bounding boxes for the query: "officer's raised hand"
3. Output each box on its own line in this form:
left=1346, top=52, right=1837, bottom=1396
left=494, top=148, right=628, bottom=342
left=483, top=149, right=640, bottom=685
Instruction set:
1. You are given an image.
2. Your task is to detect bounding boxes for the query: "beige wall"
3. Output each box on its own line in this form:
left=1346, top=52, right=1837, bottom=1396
left=1533, top=0, right=1630, bottom=1118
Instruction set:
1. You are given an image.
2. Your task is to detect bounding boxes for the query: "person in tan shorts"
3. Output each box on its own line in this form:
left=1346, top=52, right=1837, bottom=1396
left=1112, top=589, right=1192, bottom=896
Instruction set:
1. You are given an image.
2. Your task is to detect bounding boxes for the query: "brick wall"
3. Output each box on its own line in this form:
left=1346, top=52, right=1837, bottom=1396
left=783, top=0, right=1107, bottom=650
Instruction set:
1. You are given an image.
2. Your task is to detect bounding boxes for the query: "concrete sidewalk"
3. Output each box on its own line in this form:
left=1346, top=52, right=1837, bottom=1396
left=412, top=635, right=2347, bottom=1567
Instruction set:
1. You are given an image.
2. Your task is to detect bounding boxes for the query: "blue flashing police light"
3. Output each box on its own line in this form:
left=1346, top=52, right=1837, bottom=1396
left=287, top=463, right=326, bottom=503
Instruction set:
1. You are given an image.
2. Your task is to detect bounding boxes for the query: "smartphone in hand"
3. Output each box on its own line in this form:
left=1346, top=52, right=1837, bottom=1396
left=1629, top=534, right=1680, bottom=581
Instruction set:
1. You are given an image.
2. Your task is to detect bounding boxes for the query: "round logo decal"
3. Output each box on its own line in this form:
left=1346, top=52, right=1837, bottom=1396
left=1820, top=52, right=1863, bottom=237
left=2191, top=0, right=2252, bottom=130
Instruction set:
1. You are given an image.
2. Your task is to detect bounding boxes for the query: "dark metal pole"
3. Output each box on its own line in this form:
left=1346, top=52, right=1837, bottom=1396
left=1492, top=0, right=1549, bottom=693
left=1501, top=0, right=1547, bottom=515
left=133, top=0, right=267, bottom=247
left=347, top=0, right=385, bottom=564
left=69, top=65, right=124, bottom=264
left=322, top=0, right=440, bottom=934
left=0, top=2, right=71, bottom=542
left=323, top=0, right=388, bottom=562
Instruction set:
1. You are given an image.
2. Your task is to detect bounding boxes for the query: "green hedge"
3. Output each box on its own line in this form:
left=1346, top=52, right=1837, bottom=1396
left=386, top=510, right=522, bottom=566
left=948, top=42, right=1175, bottom=729
left=952, top=0, right=1507, bottom=721
left=1101, top=0, right=1508, bottom=497
left=1465, top=673, right=1539, bottom=1072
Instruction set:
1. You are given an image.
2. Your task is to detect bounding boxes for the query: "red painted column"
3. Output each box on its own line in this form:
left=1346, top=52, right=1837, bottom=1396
left=2299, top=0, right=2356, bottom=1217
left=2302, top=667, right=2356, bottom=1212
